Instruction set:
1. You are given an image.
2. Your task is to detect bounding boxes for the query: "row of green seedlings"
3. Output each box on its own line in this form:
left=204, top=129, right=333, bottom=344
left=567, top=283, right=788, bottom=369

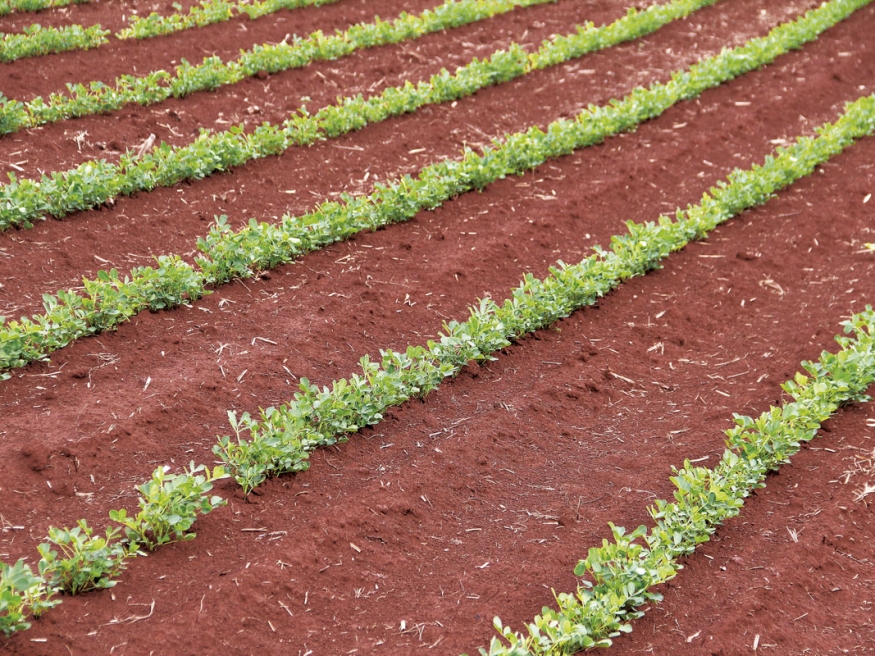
left=0, top=0, right=863, bottom=380
left=118, top=0, right=343, bottom=40
left=0, top=0, right=841, bottom=229
left=0, top=0, right=85, bottom=16
left=211, top=92, right=875, bottom=494
left=0, top=22, right=106, bottom=62
left=0, top=0, right=343, bottom=63
left=0, top=463, right=226, bottom=637
left=0, top=0, right=554, bottom=134
left=478, top=306, right=875, bottom=654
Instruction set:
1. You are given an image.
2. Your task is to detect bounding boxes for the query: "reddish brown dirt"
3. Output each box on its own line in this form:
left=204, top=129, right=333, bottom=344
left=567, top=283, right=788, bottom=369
left=1, top=0, right=874, bottom=654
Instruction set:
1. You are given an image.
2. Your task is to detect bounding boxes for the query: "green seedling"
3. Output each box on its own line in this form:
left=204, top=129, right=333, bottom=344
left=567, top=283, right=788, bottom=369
left=109, top=463, right=228, bottom=550
left=37, top=520, right=137, bottom=595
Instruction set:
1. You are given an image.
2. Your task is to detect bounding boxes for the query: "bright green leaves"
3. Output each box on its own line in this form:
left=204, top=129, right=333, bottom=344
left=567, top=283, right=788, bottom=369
left=1, top=462, right=228, bottom=635
left=0, top=0, right=555, bottom=137
left=0, top=23, right=107, bottom=62
left=36, top=521, right=135, bottom=595
left=108, top=463, right=228, bottom=550
left=214, top=90, right=875, bottom=498
left=483, top=308, right=875, bottom=654
left=0, top=0, right=88, bottom=16
left=0, top=560, right=58, bottom=636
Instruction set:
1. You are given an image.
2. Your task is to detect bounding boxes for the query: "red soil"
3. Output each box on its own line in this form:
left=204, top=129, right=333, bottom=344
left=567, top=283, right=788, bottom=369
left=1, top=0, right=874, bottom=654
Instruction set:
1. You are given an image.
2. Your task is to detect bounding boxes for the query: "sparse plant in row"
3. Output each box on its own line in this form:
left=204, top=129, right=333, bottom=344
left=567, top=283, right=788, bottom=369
left=0, top=0, right=554, bottom=135
left=0, top=0, right=87, bottom=16
left=0, top=561, right=57, bottom=637
left=109, top=463, right=227, bottom=551
left=0, top=23, right=107, bottom=62
left=36, top=521, right=135, bottom=595
left=214, top=92, right=875, bottom=494
left=117, top=0, right=342, bottom=40
left=0, top=463, right=227, bottom=635
left=480, top=306, right=875, bottom=654
left=0, top=0, right=867, bottom=379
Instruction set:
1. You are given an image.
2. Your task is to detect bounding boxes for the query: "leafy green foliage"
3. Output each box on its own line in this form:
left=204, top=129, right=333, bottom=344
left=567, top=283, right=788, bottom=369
left=37, top=521, right=135, bottom=595
left=0, top=0, right=724, bottom=374
left=479, top=308, right=875, bottom=655
left=1, top=461, right=227, bottom=635
left=0, top=23, right=107, bottom=62
left=0, top=0, right=87, bottom=16
left=0, top=560, right=58, bottom=636
left=117, top=0, right=235, bottom=39
left=109, top=463, right=228, bottom=550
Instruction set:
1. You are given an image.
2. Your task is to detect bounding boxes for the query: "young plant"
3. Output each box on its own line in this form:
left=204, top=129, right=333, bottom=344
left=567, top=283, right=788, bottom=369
left=37, top=521, right=136, bottom=595
left=0, top=560, right=58, bottom=636
left=0, top=23, right=108, bottom=62
left=109, top=463, right=228, bottom=550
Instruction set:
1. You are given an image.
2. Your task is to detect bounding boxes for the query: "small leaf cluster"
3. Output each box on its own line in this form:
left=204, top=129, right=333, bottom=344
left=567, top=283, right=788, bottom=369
left=481, top=308, right=875, bottom=654
left=0, top=462, right=228, bottom=635
left=0, top=0, right=551, bottom=135
left=0, top=23, right=108, bottom=62
left=36, top=521, right=135, bottom=595
left=0, top=561, right=58, bottom=636
left=109, top=463, right=227, bottom=550
left=0, top=0, right=86, bottom=16
left=117, top=0, right=235, bottom=39
left=0, top=256, right=205, bottom=373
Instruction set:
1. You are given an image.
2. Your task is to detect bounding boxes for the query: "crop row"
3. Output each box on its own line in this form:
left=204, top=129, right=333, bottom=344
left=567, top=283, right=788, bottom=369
left=481, top=302, right=875, bottom=654
left=0, top=0, right=85, bottom=16
left=0, top=0, right=862, bottom=380
left=0, top=0, right=554, bottom=135
left=0, top=23, right=106, bottom=62
left=117, top=0, right=341, bottom=40
left=0, top=463, right=226, bottom=636
left=213, top=92, right=875, bottom=495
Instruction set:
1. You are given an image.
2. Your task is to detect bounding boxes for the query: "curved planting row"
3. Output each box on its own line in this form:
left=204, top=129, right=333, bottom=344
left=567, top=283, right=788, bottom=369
left=0, top=22, right=106, bottom=62
left=0, top=0, right=342, bottom=63
left=481, top=307, right=875, bottom=653
left=117, top=0, right=342, bottom=39
left=1, top=463, right=226, bottom=636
